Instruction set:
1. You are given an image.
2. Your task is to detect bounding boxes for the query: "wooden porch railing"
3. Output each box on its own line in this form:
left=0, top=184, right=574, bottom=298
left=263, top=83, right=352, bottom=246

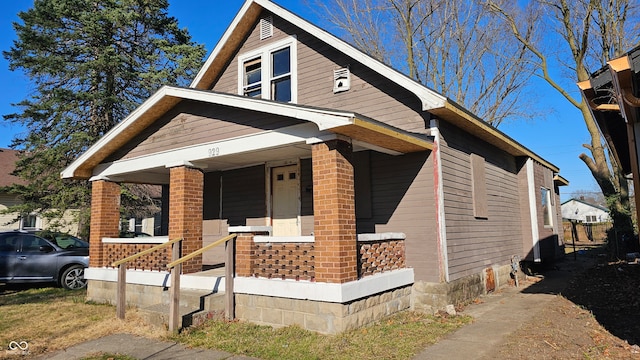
left=166, top=233, right=237, bottom=332
left=110, top=233, right=237, bottom=333
left=111, top=237, right=182, bottom=321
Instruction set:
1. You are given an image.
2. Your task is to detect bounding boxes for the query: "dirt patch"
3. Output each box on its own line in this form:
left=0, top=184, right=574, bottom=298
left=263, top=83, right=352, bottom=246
left=486, top=242, right=640, bottom=359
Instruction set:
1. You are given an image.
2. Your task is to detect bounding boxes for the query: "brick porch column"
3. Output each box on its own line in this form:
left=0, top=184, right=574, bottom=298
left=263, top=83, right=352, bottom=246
left=312, top=139, right=357, bottom=283
left=168, top=165, right=204, bottom=274
left=89, top=180, right=121, bottom=267
left=235, top=233, right=254, bottom=277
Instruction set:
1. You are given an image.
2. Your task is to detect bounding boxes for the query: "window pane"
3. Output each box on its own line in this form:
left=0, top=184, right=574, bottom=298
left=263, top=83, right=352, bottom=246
left=541, top=188, right=551, bottom=226
left=21, top=235, right=47, bottom=252
left=245, top=60, right=261, bottom=84
left=244, top=59, right=261, bottom=97
left=272, top=47, right=290, bottom=77
left=272, top=77, right=291, bottom=102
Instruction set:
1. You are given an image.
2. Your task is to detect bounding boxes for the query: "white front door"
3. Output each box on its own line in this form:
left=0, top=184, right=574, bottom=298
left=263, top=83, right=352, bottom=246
left=271, top=165, right=300, bottom=236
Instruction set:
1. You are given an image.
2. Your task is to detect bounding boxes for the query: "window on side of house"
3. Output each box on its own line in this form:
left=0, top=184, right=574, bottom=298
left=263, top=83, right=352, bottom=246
left=541, top=187, right=552, bottom=227
left=238, top=37, right=297, bottom=103
left=271, top=47, right=291, bottom=102
left=470, top=154, right=488, bottom=219
left=22, top=214, right=38, bottom=229
left=243, top=58, right=262, bottom=97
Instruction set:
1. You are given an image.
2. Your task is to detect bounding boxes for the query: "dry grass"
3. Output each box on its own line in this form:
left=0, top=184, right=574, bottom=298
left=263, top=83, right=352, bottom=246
left=0, top=285, right=164, bottom=359
left=0, top=285, right=471, bottom=360
left=172, top=311, right=471, bottom=360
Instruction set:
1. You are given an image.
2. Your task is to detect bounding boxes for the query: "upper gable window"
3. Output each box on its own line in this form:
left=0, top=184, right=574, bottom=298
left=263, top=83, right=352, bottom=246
left=238, top=37, right=297, bottom=103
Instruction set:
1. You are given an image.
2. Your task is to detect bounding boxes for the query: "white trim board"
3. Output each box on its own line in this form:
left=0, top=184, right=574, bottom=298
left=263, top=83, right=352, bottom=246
left=235, top=268, right=414, bottom=303
left=85, top=267, right=225, bottom=292
left=526, top=159, right=541, bottom=262
left=88, top=123, right=317, bottom=180
left=84, top=267, right=414, bottom=304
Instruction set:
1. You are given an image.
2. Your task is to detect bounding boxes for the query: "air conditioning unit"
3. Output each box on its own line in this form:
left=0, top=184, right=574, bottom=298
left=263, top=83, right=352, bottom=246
left=333, top=68, right=350, bottom=93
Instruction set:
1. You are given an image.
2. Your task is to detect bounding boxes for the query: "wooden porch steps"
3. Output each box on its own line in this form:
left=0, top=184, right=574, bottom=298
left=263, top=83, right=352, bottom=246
left=139, top=289, right=226, bottom=329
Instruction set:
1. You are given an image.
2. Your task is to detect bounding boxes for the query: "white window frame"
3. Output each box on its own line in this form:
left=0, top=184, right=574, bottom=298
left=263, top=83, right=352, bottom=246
left=238, top=37, right=298, bottom=103
left=541, top=187, right=553, bottom=228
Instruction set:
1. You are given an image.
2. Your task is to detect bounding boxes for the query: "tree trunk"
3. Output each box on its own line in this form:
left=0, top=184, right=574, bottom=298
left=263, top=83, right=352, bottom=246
left=577, top=102, right=634, bottom=258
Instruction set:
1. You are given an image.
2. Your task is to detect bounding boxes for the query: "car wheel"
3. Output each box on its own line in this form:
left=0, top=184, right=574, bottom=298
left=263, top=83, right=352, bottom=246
left=61, top=265, right=87, bottom=290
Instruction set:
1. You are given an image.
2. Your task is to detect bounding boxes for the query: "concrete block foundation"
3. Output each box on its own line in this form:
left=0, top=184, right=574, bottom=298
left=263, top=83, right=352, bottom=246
left=235, top=286, right=412, bottom=334
left=412, top=263, right=523, bottom=313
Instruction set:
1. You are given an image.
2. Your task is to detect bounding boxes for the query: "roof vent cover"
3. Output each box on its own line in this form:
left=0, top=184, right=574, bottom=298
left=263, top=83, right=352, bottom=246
left=333, top=68, right=350, bottom=93
left=260, top=16, right=273, bottom=40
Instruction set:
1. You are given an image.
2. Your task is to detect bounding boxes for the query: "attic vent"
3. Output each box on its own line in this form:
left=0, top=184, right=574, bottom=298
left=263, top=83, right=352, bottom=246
left=333, top=68, right=351, bottom=93
left=260, top=16, right=273, bottom=40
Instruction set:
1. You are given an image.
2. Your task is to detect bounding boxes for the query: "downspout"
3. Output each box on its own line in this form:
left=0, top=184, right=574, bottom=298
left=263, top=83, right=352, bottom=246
left=526, top=159, right=541, bottom=262
left=430, top=119, right=449, bottom=282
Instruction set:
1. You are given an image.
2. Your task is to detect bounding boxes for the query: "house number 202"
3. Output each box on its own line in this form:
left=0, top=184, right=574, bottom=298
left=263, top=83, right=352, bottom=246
left=208, top=147, right=220, bottom=157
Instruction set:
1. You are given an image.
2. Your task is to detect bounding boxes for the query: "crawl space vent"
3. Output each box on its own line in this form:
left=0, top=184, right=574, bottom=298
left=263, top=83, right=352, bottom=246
left=333, top=68, right=350, bottom=93
left=260, top=16, right=273, bottom=40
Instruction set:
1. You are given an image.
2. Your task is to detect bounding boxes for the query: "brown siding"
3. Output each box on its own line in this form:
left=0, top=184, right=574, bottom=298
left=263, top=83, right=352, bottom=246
left=212, top=11, right=430, bottom=134
left=438, top=121, right=523, bottom=281
left=203, top=171, right=222, bottom=220
left=106, top=100, right=302, bottom=162
left=532, top=161, right=563, bottom=262
left=221, top=165, right=266, bottom=226
left=517, top=158, right=533, bottom=260
left=356, top=151, right=439, bottom=282
left=300, top=158, right=314, bottom=235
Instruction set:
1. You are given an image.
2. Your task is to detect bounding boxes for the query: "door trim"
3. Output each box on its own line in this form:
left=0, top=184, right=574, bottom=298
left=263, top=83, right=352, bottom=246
left=266, top=160, right=301, bottom=236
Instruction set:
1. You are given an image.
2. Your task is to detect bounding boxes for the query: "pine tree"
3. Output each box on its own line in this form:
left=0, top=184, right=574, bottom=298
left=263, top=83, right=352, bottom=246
left=3, top=0, right=205, bottom=236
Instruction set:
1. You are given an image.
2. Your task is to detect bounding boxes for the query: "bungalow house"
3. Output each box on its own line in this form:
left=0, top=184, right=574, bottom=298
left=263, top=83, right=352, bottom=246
left=62, top=0, right=567, bottom=334
left=561, top=198, right=610, bottom=224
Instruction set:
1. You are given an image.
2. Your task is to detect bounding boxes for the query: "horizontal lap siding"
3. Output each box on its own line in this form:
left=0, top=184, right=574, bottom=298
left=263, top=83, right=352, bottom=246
left=300, top=158, right=314, bottom=235
left=221, top=165, right=266, bottom=226
left=533, top=161, right=561, bottom=261
left=210, top=12, right=438, bottom=280
left=212, top=12, right=429, bottom=135
left=439, top=121, right=523, bottom=281
left=356, top=151, right=439, bottom=282
left=0, top=194, right=20, bottom=230
left=106, top=100, right=301, bottom=162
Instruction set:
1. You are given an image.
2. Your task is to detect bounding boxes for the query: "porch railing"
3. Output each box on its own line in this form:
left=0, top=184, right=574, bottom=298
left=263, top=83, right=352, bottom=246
left=110, top=234, right=237, bottom=333
left=111, top=237, right=182, bottom=320
left=166, top=233, right=237, bottom=332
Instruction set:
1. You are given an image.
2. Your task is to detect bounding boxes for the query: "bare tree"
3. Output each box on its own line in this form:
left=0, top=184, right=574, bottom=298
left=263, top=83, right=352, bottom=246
left=312, top=0, right=537, bottom=126
left=488, top=0, right=639, bottom=244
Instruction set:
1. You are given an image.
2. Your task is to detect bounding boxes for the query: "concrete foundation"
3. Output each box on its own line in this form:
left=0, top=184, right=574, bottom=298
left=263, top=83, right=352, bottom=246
left=412, top=263, right=522, bottom=313
left=87, top=279, right=170, bottom=308
left=235, top=286, right=412, bottom=334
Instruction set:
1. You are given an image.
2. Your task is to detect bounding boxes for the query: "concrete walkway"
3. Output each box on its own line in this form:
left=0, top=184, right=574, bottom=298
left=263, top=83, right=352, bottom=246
left=38, top=257, right=591, bottom=360
left=412, top=256, right=592, bottom=360
left=36, top=333, right=259, bottom=360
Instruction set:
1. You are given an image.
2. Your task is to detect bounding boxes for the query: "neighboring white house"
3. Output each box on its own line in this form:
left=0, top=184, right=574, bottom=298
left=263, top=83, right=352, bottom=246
left=561, top=198, right=610, bottom=223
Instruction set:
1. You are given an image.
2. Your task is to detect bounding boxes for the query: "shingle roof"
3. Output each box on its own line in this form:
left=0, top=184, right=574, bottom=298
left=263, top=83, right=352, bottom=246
left=0, top=148, right=26, bottom=187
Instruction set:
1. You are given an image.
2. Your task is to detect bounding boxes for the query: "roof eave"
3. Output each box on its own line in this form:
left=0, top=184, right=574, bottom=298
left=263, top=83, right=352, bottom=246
left=429, top=100, right=560, bottom=172
left=62, top=87, right=430, bottom=180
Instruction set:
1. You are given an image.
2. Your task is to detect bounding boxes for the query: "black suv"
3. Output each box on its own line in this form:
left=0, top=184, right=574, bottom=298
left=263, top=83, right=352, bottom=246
left=0, top=231, right=89, bottom=289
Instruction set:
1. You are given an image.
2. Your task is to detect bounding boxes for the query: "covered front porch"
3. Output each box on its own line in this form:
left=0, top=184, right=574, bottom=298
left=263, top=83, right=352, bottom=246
left=62, top=87, right=432, bottom=333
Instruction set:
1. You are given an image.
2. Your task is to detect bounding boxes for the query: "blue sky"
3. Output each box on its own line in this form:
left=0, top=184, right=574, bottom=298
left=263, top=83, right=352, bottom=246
left=0, top=0, right=600, bottom=201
